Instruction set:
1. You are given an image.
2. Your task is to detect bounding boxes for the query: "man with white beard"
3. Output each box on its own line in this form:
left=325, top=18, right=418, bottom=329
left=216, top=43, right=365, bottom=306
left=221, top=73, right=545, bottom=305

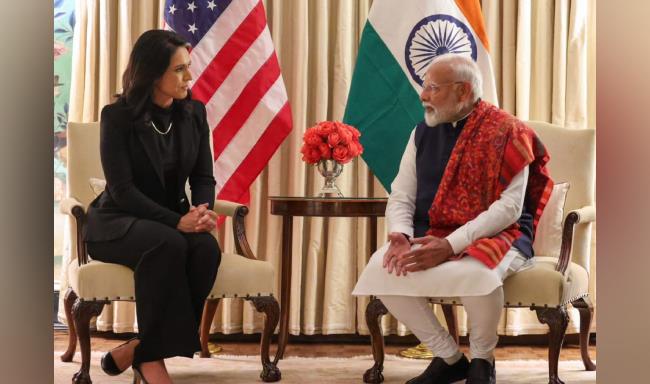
left=352, top=54, right=554, bottom=384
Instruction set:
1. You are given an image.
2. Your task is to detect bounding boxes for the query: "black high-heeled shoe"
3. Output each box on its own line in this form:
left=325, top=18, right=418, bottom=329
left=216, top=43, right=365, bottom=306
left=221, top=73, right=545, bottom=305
left=100, top=337, right=138, bottom=376
left=131, top=364, right=156, bottom=384
left=132, top=364, right=149, bottom=384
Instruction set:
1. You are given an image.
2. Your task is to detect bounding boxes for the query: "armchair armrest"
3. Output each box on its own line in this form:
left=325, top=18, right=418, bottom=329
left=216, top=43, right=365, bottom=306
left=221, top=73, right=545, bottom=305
left=567, top=205, right=596, bottom=224
left=59, top=197, right=89, bottom=266
left=212, top=199, right=256, bottom=260
left=60, top=197, right=85, bottom=216
left=556, top=205, right=596, bottom=275
left=213, top=199, right=245, bottom=217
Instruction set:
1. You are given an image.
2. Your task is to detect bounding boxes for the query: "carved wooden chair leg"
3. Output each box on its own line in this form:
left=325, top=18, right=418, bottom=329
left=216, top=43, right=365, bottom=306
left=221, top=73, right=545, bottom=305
left=573, top=298, right=596, bottom=371
left=60, top=287, right=78, bottom=362
left=71, top=299, right=106, bottom=384
left=364, top=297, right=388, bottom=384
left=535, top=306, right=569, bottom=384
left=249, top=296, right=281, bottom=382
left=199, top=299, right=220, bottom=358
left=441, top=304, right=459, bottom=345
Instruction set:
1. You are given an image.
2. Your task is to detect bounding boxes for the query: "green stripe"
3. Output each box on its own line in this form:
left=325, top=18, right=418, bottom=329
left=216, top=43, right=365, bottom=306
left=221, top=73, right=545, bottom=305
left=343, top=22, right=423, bottom=192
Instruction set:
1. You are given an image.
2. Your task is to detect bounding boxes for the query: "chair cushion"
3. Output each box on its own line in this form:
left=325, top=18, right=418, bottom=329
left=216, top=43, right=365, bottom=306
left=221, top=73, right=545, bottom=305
left=533, top=183, right=570, bottom=258
left=69, top=253, right=275, bottom=301
left=69, top=260, right=134, bottom=301
left=208, top=253, right=275, bottom=298
left=428, top=256, right=589, bottom=307
left=502, top=256, right=589, bottom=306
left=88, top=177, right=106, bottom=196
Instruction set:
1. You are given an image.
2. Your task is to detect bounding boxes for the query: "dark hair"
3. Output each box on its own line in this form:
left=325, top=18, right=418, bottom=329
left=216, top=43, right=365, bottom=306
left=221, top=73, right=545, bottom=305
left=119, top=29, right=191, bottom=116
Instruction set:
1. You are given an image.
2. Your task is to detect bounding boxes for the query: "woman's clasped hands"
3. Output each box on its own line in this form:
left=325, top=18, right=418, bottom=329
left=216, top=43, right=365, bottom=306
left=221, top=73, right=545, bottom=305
left=176, top=203, right=218, bottom=233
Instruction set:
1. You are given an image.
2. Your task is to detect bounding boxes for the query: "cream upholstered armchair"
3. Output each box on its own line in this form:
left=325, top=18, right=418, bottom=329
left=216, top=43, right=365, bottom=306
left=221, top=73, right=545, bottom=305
left=363, top=121, right=596, bottom=384
left=59, top=121, right=281, bottom=383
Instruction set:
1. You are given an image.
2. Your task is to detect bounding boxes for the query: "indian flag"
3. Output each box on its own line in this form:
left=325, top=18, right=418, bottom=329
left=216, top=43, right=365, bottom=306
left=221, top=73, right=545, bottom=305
left=343, top=0, right=497, bottom=191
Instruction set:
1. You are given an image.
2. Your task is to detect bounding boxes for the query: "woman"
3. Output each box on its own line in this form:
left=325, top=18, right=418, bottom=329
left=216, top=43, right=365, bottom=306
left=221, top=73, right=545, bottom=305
left=84, top=30, right=221, bottom=384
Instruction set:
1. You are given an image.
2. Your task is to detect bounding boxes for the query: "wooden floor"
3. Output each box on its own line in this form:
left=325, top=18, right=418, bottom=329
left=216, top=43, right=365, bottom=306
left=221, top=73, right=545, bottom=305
left=53, top=330, right=596, bottom=361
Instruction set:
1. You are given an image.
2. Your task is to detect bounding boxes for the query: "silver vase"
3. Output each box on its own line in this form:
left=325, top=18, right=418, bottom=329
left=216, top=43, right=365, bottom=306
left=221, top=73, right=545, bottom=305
left=316, top=159, right=344, bottom=197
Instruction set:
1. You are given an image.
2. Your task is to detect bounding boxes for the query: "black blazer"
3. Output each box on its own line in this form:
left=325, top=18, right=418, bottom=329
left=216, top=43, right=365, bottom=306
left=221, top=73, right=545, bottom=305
left=84, top=98, right=216, bottom=242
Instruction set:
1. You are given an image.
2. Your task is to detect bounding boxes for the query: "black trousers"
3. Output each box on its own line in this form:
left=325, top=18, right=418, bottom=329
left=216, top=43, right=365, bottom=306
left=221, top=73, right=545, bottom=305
left=87, top=219, right=221, bottom=364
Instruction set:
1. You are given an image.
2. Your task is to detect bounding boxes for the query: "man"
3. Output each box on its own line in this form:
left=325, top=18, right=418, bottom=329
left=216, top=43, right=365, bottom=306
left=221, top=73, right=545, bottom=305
left=352, top=54, right=553, bottom=384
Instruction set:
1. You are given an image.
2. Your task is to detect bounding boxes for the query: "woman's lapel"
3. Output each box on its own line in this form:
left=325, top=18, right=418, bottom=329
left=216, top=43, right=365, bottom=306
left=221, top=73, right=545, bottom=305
left=174, top=108, right=197, bottom=184
left=133, top=115, right=166, bottom=187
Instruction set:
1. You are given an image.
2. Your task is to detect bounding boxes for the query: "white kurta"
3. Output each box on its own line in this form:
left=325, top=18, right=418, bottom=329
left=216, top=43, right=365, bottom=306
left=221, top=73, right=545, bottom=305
left=353, top=129, right=531, bottom=298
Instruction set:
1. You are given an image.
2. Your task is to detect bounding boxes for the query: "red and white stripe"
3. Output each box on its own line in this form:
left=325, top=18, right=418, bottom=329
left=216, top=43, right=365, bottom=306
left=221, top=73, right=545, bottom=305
left=170, top=0, right=292, bottom=203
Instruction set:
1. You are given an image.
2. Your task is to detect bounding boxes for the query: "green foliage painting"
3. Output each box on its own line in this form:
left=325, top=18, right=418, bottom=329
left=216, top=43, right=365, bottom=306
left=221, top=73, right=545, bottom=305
left=54, top=0, right=75, bottom=281
left=53, top=0, right=74, bottom=200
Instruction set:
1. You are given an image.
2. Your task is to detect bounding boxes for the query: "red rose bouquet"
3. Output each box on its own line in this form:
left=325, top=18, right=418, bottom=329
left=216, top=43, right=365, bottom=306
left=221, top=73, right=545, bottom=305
left=300, top=121, right=363, bottom=165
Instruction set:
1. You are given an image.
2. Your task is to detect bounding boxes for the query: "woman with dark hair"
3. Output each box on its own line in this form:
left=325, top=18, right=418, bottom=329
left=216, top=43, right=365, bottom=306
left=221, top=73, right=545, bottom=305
left=84, top=29, right=221, bottom=383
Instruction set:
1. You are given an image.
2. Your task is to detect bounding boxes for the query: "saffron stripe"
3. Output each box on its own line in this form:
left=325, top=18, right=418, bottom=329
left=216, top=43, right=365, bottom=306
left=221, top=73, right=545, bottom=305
left=454, top=0, right=490, bottom=51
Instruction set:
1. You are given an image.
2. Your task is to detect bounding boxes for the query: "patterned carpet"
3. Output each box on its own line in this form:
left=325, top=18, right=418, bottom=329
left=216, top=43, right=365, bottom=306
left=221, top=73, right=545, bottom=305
left=54, top=352, right=596, bottom=383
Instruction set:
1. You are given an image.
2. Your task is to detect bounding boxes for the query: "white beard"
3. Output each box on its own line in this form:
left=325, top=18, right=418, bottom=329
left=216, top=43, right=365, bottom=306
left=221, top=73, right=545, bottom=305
left=423, top=102, right=465, bottom=127
left=424, top=110, right=441, bottom=127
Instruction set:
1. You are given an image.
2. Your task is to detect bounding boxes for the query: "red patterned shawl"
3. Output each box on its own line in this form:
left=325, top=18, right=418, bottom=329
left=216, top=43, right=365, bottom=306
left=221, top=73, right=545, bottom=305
left=426, top=101, right=554, bottom=268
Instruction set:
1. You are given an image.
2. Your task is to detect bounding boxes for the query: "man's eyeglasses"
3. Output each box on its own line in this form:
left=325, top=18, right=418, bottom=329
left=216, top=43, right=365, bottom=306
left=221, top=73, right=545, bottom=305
left=421, top=81, right=463, bottom=94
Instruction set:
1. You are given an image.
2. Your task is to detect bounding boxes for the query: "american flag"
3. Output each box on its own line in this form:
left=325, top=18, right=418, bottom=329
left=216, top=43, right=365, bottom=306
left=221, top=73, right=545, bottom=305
left=164, top=0, right=292, bottom=203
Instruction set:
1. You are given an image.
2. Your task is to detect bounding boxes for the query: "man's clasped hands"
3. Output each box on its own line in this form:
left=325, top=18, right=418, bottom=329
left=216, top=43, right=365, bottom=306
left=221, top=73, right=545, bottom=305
left=383, top=232, right=456, bottom=276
